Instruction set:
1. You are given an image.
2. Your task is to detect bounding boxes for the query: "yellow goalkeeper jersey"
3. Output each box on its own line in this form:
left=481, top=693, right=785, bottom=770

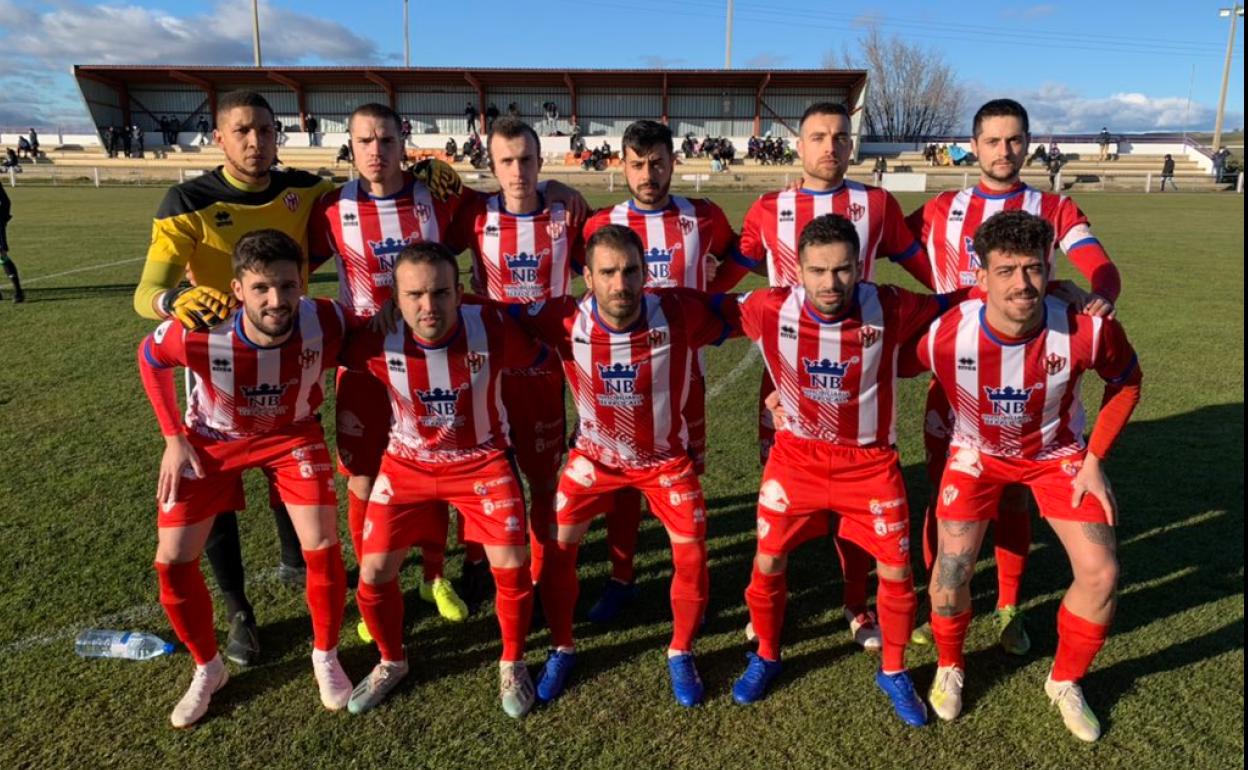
left=133, top=166, right=333, bottom=319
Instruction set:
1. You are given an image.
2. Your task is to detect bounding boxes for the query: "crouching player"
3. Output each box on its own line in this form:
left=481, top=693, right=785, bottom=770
left=138, top=230, right=350, bottom=727
left=343, top=242, right=541, bottom=718
left=730, top=214, right=961, bottom=725
left=917, top=211, right=1141, bottom=741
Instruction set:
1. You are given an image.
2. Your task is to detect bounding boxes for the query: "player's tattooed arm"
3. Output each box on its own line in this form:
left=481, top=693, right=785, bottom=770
left=1080, top=522, right=1117, bottom=549
left=935, top=548, right=976, bottom=590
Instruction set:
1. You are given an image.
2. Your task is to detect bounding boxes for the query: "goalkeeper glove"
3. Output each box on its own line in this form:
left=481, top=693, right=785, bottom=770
left=160, top=285, right=237, bottom=330
left=413, top=157, right=463, bottom=201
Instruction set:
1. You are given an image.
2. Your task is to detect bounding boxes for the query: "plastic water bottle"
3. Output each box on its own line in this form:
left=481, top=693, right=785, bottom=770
left=75, top=630, right=175, bottom=660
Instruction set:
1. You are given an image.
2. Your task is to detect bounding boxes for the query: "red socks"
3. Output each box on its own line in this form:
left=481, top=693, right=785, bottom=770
left=492, top=565, right=533, bottom=661
left=347, top=491, right=368, bottom=563
left=876, top=575, right=917, bottom=672
left=744, top=565, right=786, bottom=661
left=994, top=494, right=1032, bottom=609
left=1052, top=603, right=1109, bottom=682
left=357, top=578, right=405, bottom=662
left=155, top=560, right=217, bottom=665
left=607, top=488, right=642, bottom=583
left=303, top=545, right=345, bottom=652
left=539, top=541, right=580, bottom=649
left=931, top=608, right=973, bottom=668
left=834, top=536, right=873, bottom=614
left=669, top=540, right=708, bottom=652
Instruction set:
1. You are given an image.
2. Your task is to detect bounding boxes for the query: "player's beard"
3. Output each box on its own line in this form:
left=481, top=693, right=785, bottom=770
left=600, top=291, right=639, bottom=326
left=631, top=178, right=669, bottom=207
left=248, top=304, right=294, bottom=339
left=981, top=158, right=1021, bottom=185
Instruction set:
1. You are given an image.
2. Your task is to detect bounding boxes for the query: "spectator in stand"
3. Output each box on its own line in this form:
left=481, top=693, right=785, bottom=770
left=121, top=123, right=132, bottom=157
left=1048, top=138, right=1060, bottom=161
left=486, top=103, right=500, bottom=131
left=570, top=128, right=586, bottom=155
left=922, top=143, right=937, bottom=166
left=445, top=136, right=458, bottom=159
left=506, top=101, right=520, bottom=118
left=1212, top=147, right=1231, bottom=182
left=1029, top=142, right=1049, bottom=166
left=1097, top=127, right=1111, bottom=161
left=16, top=136, right=31, bottom=160
left=599, top=139, right=612, bottom=158
left=101, top=126, right=114, bottom=158
left=335, top=142, right=351, bottom=166
left=1160, top=154, right=1177, bottom=192
left=275, top=118, right=287, bottom=146
left=27, top=128, right=38, bottom=159
left=304, top=114, right=320, bottom=146
left=872, top=155, right=888, bottom=185
left=195, top=116, right=210, bottom=146
left=1047, top=152, right=1063, bottom=191
left=158, top=116, right=169, bottom=145
left=465, top=101, right=479, bottom=132
left=132, top=124, right=144, bottom=158
left=3, top=147, right=19, bottom=168
left=401, top=117, right=413, bottom=146
left=937, top=144, right=951, bottom=166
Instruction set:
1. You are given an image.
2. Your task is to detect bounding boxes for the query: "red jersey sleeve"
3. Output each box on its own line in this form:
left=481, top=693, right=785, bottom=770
left=705, top=202, right=751, bottom=293
left=444, top=192, right=484, bottom=257
left=1087, top=317, right=1141, bottom=458
left=1092, top=318, right=1138, bottom=386
left=666, top=288, right=741, bottom=348
left=504, top=296, right=577, bottom=350
left=734, top=288, right=774, bottom=343
left=904, top=201, right=928, bottom=245
left=737, top=197, right=767, bottom=268
left=138, top=320, right=188, bottom=436
left=568, top=226, right=587, bottom=275
left=339, top=326, right=383, bottom=373
left=1055, top=198, right=1120, bottom=302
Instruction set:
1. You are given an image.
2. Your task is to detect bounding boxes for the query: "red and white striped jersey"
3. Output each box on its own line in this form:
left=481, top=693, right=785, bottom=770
left=309, top=176, right=467, bottom=323
left=906, top=183, right=1095, bottom=293
left=141, top=298, right=345, bottom=439
left=915, top=296, right=1138, bottom=460
left=452, top=192, right=582, bottom=303
left=342, top=304, right=543, bottom=464
left=510, top=289, right=737, bottom=468
left=739, top=182, right=921, bottom=287
left=739, top=283, right=948, bottom=448
left=583, top=196, right=742, bottom=291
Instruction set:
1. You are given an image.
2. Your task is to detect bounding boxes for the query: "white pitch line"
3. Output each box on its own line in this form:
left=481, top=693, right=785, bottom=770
left=23, top=256, right=145, bottom=285
left=707, top=343, right=761, bottom=400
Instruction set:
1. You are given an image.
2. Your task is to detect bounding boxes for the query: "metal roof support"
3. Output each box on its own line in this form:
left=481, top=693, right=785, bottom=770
left=268, top=72, right=306, bottom=130
left=661, top=72, right=669, bottom=125
left=169, top=69, right=216, bottom=125
left=563, top=73, right=578, bottom=130
left=464, top=72, right=485, bottom=133
left=754, top=72, right=771, bottom=136
left=364, top=71, right=396, bottom=110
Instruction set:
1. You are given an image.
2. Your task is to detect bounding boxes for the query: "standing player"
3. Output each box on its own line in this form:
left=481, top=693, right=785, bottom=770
left=133, top=90, right=333, bottom=667
left=906, top=99, right=1122, bottom=653
left=342, top=243, right=541, bottom=718
left=917, top=211, right=1140, bottom=742
left=580, top=119, right=752, bottom=624
left=310, top=103, right=472, bottom=624
left=510, top=225, right=740, bottom=708
left=138, top=230, right=350, bottom=727
left=0, top=179, right=24, bottom=301
left=738, top=102, right=927, bottom=651
left=448, top=116, right=581, bottom=597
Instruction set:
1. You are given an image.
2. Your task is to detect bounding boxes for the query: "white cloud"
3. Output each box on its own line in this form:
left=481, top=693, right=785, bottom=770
left=967, top=82, right=1242, bottom=133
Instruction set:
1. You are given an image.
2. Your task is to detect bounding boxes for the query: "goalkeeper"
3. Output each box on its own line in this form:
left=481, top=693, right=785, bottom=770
left=133, top=90, right=335, bottom=668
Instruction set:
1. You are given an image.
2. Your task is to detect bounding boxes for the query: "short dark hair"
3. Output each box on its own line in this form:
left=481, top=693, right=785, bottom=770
left=972, top=211, right=1052, bottom=266
left=622, top=119, right=673, bottom=157
left=487, top=117, right=542, bottom=162
left=799, top=102, right=850, bottom=130
left=392, top=240, right=460, bottom=283
left=798, top=214, right=860, bottom=261
left=585, top=224, right=644, bottom=268
left=232, top=229, right=303, bottom=278
left=216, top=90, right=274, bottom=122
left=972, top=99, right=1030, bottom=138
left=349, top=102, right=402, bottom=135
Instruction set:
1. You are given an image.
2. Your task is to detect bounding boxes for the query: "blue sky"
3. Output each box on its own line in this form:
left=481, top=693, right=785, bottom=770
left=0, top=0, right=1242, bottom=133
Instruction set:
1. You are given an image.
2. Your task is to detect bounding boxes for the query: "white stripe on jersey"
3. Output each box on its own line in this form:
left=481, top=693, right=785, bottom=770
left=481, top=197, right=502, bottom=292
left=383, top=328, right=415, bottom=448
left=951, top=303, right=982, bottom=448
left=607, top=303, right=639, bottom=464
left=335, top=182, right=371, bottom=312
left=774, top=189, right=797, bottom=287
left=774, top=291, right=804, bottom=435
left=461, top=306, right=493, bottom=447
left=291, top=298, right=323, bottom=423
left=673, top=196, right=702, bottom=289
left=550, top=205, right=571, bottom=296
left=844, top=181, right=873, bottom=279
left=206, top=330, right=234, bottom=434
left=410, top=185, right=440, bottom=241
left=936, top=188, right=973, bottom=289
left=1039, top=296, right=1072, bottom=454
left=856, top=284, right=884, bottom=445
left=646, top=297, right=677, bottom=457
left=998, top=333, right=1027, bottom=455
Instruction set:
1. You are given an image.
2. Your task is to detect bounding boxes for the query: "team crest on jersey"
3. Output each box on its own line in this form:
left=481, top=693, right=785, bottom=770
left=1060, top=458, right=1082, bottom=477
left=860, top=326, right=881, bottom=348
left=413, top=202, right=432, bottom=222
left=1044, top=353, right=1067, bottom=375
left=643, top=245, right=679, bottom=283
left=983, top=385, right=1037, bottom=426
left=596, top=362, right=644, bottom=407
left=465, top=350, right=485, bottom=374
left=284, top=192, right=299, bottom=212
left=300, top=349, right=320, bottom=370
left=678, top=216, right=696, bottom=235
left=239, top=382, right=290, bottom=417
left=802, top=357, right=859, bottom=404
left=546, top=220, right=566, bottom=241
left=369, top=237, right=414, bottom=273
left=846, top=202, right=866, bottom=222
left=416, top=383, right=467, bottom=424
left=648, top=328, right=667, bottom=347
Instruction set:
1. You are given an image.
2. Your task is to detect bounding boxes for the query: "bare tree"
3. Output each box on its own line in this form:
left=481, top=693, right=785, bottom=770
left=828, top=27, right=967, bottom=140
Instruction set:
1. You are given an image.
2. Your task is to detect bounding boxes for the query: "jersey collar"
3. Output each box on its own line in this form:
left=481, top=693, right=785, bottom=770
left=590, top=296, right=646, bottom=334
left=626, top=197, right=674, bottom=216
left=800, top=285, right=858, bottom=325
left=973, top=181, right=1027, bottom=200
left=798, top=181, right=847, bottom=196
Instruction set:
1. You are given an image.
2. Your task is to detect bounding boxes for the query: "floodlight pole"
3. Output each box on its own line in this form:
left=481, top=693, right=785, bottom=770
left=252, top=0, right=263, bottom=66
left=1212, top=4, right=1243, bottom=152
left=404, top=0, right=411, bottom=67
left=724, top=0, right=733, bottom=68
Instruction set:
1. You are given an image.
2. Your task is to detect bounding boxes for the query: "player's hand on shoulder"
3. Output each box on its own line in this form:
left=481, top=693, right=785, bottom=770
left=368, top=298, right=401, bottom=335
left=162, top=285, right=238, bottom=331
left=158, top=433, right=203, bottom=509
left=1049, top=281, right=1115, bottom=319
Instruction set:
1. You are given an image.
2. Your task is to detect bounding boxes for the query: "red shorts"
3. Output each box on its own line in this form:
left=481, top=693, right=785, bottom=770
left=362, top=450, right=527, bottom=554
left=335, top=367, right=392, bottom=478
left=157, top=423, right=337, bottom=528
left=555, top=450, right=707, bottom=540
left=936, top=447, right=1104, bottom=523
left=754, top=434, right=911, bottom=566
left=501, top=362, right=566, bottom=483
left=683, top=374, right=707, bottom=476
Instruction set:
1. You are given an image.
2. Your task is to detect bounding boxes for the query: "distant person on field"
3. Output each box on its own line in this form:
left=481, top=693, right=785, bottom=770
left=0, top=178, right=24, bottom=302
left=872, top=155, right=887, bottom=184
left=1211, top=147, right=1230, bottom=182
left=1160, top=154, right=1177, bottom=192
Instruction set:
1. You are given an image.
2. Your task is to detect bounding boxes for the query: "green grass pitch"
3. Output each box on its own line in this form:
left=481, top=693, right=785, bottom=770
left=0, top=187, right=1242, bottom=768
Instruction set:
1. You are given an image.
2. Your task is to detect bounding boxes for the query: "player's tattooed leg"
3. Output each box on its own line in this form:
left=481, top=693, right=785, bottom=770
left=941, top=519, right=977, bottom=537
left=1079, top=522, right=1116, bottom=549
left=935, top=549, right=975, bottom=591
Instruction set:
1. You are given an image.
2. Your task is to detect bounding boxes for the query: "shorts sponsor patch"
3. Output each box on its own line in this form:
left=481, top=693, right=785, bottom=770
left=565, top=456, right=597, bottom=488
left=370, top=474, right=393, bottom=505
left=758, top=479, right=789, bottom=513
left=950, top=447, right=983, bottom=478
left=868, top=497, right=905, bottom=516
